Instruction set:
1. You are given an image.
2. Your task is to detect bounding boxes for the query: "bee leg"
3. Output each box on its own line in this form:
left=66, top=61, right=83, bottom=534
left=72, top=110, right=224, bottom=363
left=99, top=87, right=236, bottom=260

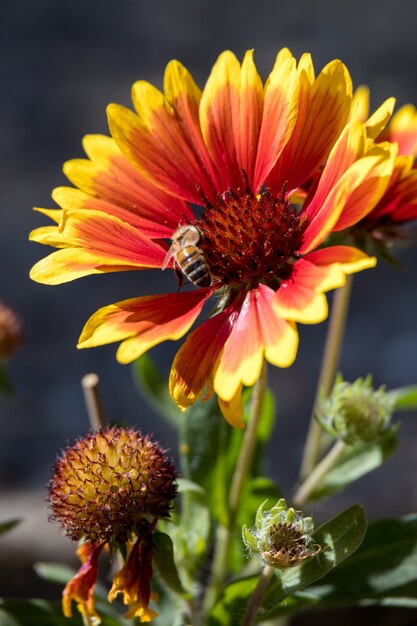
left=175, top=267, right=184, bottom=291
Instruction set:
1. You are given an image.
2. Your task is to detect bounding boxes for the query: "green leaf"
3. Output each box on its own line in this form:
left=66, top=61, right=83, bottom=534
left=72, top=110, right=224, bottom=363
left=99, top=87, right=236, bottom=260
left=0, top=519, right=20, bottom=535
left=153, top=532, right=188, bottom=596
left=172, top=490, right=211, bottom=582
left=309, top=428, right=398, bottom=500
left=389, top=385, right=417, bottom=410
left=0, top=599, right=121, bottom=626
left=179, top=394, right=232, bottom=525
left=208, top=504, right=367, bottom=625
left=33, top=562, right=76, bottom=586
left=132, top=354, right=182, bottom=427
left=34, top=562, right=109, bottom=602
left=304, top=513, right=417, bottom=606
left=176, top=478, right=207, bottom=500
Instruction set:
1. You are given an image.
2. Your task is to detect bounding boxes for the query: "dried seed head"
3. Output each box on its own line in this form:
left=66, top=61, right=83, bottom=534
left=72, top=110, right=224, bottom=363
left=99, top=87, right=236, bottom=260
left=48, top=427, right=177, bottom=544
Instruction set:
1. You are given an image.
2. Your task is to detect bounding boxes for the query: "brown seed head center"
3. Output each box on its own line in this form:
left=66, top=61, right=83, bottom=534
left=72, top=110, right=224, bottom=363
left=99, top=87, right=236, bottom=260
left=197, top=185, right=307, bottom=290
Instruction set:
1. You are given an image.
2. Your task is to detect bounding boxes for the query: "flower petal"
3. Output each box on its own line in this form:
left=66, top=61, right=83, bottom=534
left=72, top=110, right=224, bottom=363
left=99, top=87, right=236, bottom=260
left=274, top=278, right=328, bottom=324
left=300, top=122, right=388, bottom=252
left=306, top=245, right=377, bottom=274
left=233, top=50, right=264, bottom=186
left=30, top=209, right=166, bottom=284
left=63, top=134, right=193, bottom=237
left=78, top=289, right=210, bottom=364
left=268, top=56, right=352, bottom=193
left=199, top=51, right=243, bottom=190
left=108, top=102, right=209, bottom=204
left=367, top=155, right=417, bottom=222
left=253, top=48, right=299, bottom=190
left=218, top=385, right=245, bottom=429
left=333, top=141, right=397, bottom=231
left=164, top=59, right=220, bottom=197
left=169, top=306, right=234, bottom=410
left=365, top=97, right=396, bottom=140
left=214, top=286, right=298, bottom=402
left=389, top=104, right=417, bottom=157
left=62, top=542, right=103, bottom=625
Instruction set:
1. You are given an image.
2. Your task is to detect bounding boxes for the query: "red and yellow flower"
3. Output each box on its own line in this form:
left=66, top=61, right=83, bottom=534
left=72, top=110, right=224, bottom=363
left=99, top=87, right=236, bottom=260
left=336, top=87, right=417, bottom=248
left=30, top=50, right=396, bottom=426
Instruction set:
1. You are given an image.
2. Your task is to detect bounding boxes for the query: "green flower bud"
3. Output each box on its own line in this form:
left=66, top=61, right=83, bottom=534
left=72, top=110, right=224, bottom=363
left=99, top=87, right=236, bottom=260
left=317, top=375, right=396, bottom=445
left=242, top=498, right=320, bottom=569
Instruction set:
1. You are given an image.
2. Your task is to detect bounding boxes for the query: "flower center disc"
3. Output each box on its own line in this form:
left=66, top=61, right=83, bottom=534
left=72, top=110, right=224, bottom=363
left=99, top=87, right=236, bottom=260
left=197, top=185, right=307, bottom=290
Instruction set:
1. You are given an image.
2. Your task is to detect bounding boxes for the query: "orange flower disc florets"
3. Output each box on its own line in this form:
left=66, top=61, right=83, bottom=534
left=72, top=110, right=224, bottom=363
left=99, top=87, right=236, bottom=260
left=48, top=427, right=177, bottom=544
left=198, top=185, right=307, bottom=290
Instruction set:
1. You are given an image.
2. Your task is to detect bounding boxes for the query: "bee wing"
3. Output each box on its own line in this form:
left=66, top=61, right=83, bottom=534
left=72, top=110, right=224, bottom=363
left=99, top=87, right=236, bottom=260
left=161, top=242, right=177, bottom=270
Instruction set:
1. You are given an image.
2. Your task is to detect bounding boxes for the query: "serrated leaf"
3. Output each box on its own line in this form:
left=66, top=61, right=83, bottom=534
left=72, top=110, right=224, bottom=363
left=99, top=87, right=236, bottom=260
left=0, top=519, right=20, bottom=535
left=132, top=354, right=182, bottom=427
left=389, top=385, right=417, bottom=410
left=208, top=504, right=367, bottom=625
left=309, top=428, right=398, bottom=500
left=153, top=532, right=188, bottom=596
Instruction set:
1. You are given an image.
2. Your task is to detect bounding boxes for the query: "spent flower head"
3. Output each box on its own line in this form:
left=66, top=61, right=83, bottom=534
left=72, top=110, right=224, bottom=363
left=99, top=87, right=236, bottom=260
left=29, top=49, right=394, bottom=427
left=317, top=375, right=396, bottom=445
left=48, top=426, right=177, bottom=624
left=242, top=498, right=320, bottom=569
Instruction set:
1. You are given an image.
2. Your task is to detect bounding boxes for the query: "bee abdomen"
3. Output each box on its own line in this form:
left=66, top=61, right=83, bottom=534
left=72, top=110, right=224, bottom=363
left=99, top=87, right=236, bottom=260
left=179, top=247, right=211, bottom=287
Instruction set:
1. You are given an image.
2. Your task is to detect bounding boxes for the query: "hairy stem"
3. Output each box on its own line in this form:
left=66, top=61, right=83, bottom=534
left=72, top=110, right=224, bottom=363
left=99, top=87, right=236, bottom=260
left=299, top=276, right=353, bottom=480
left=293, top=439, right=346, bottom=507
left=201, top=365, right=267, bottom=621
left=240, top=565, right=275, bottom=626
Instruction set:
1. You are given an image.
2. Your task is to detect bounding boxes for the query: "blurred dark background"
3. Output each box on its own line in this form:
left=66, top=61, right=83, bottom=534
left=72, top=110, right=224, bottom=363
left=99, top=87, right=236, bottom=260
left=1, top=0, right=417, bottom=620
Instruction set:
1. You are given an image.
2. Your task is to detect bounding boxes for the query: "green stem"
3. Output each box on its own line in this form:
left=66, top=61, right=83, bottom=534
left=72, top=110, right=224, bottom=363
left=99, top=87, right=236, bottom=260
left=299, top=276, right=353, bottom=481
left=201, top=365, right=267, bottom=620
left=240, top=565, right=275, bottom=626
left=293, top=439, right=346, bottom=507
left=81, top=373, right=106, bottom=430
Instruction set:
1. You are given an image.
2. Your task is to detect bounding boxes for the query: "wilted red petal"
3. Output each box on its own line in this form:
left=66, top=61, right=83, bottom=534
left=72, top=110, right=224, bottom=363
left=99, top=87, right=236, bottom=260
left=62, top=542, right=104, bottom=625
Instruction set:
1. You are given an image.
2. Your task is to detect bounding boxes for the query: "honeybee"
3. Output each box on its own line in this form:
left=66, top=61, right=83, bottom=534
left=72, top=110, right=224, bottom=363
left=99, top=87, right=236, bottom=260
left=162, top=225, right=211, bottom=287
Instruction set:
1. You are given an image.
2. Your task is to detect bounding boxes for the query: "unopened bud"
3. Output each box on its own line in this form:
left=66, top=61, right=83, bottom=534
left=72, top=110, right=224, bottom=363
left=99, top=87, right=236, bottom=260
left=317, top=375, right=395, bottom=445
left=242, top=498, right=320, bottom=569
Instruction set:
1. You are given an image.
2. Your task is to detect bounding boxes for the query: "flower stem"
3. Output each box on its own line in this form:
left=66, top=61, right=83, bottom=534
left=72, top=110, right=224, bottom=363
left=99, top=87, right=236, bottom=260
left=201, top=365, right=267, bottom=621
left=240, top=564, right=275, bottom=626
left=81, top=373, right=106, bottom=431
left=299, top=276, right=353, bottom=481
left=293, top=439, right=346, bottom=507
